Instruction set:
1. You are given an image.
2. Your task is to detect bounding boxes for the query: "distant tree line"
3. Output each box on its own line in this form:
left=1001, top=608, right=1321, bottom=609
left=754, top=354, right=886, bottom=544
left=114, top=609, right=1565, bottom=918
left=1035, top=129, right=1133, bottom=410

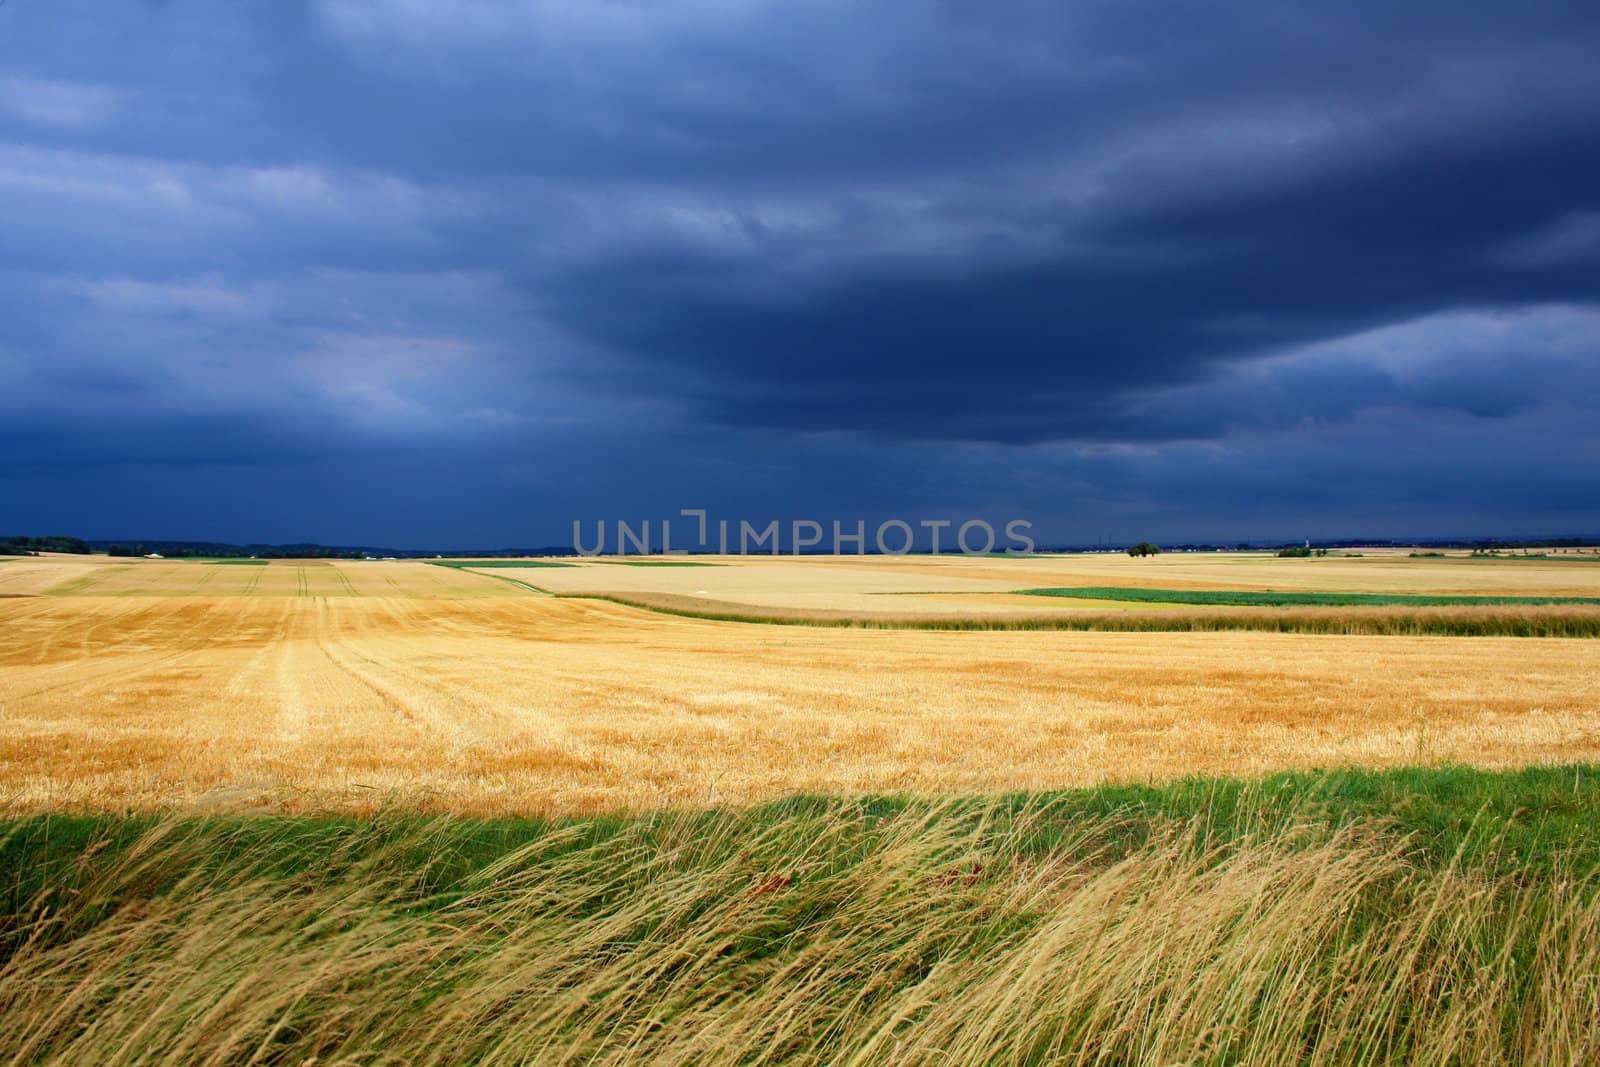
left=230, top=547, right=369, bottom=559
left=87, top=540, right=578, bottom=559
left=0, top=536, right=91, bottom=556
left=100, top=543, right=369, bottom=560
left=1126, top=541, right=1162, bottom=557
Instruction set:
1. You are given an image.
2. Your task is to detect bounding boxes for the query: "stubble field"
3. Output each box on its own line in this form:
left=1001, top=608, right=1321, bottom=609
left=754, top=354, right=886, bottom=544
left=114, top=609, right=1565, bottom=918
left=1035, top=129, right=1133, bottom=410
left=0, top=552, right=1598, bottom=812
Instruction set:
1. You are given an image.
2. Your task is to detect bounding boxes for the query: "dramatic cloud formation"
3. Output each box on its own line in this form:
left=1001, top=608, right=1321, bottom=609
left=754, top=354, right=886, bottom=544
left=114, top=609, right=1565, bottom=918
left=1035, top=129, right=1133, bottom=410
left=2, top=1, right=1597, bottom=544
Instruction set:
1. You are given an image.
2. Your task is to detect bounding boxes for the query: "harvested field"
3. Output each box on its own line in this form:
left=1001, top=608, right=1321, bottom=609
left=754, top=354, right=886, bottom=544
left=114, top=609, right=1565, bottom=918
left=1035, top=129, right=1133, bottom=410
left=2, top=553, right=1598, bottom=814
left=0, top=556, right=518, bottom=598
left=467, top=550, right=1600, bottom=618
left=564, top=592, right=1600, bottom=636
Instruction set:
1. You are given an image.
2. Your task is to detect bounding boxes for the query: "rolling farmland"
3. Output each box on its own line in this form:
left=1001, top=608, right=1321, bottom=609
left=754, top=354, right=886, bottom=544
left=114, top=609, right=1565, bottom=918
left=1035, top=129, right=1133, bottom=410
left=5, top=550, right=1600, bottom=1063
left=11, top=4, right=1600, bottom=1059
left=2, top=551, right=1599, bottom=814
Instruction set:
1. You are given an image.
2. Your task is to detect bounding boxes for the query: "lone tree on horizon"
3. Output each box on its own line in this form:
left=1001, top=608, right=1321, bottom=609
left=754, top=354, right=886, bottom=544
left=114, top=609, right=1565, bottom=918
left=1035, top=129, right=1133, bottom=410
left=1127, top=541, right=1162, bottom=557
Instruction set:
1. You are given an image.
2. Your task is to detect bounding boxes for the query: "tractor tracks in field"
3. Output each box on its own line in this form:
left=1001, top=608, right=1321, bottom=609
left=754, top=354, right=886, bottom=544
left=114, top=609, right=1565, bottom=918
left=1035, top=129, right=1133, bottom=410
left=314, top=598, right=535, bottom=745
left=12, top=599, right=76, bottom=666
left=266, top=601, right=314, bottom=744
left=232, top=597, right=422, bottom=746
left=307, top=598, right=430, bottom=735
left=1, top=600, right=233, bottom=705
left=449, top=567, right=556, bottom=596
left=332, top=566, right=358, bottom=597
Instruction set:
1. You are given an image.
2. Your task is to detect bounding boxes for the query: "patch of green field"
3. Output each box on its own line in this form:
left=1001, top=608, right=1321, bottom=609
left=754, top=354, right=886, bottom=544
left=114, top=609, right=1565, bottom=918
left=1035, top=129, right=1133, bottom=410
left=427, top=559, right=577, bottom=569
left=1018, top=585, right=1600, bottom=607
left=3, top=765, right=1597, bottom=1063
left=6, top=764, right=1593, bottom=894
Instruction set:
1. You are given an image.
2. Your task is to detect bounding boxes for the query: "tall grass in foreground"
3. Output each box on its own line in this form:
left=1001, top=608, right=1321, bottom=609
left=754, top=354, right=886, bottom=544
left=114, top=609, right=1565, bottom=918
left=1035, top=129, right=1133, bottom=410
left=3, top=777, right=1598, bottom=1064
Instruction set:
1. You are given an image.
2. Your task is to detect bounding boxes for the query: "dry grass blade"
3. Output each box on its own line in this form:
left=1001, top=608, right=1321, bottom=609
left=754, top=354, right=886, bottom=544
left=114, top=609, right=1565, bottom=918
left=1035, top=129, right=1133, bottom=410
left=1, top=802, right=1597, bottom=1065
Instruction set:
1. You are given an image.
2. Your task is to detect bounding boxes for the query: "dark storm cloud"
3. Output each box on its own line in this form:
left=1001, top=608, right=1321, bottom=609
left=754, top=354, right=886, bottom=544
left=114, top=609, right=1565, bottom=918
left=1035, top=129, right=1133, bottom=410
left=510, top=7, right=1600, bottom=442
left=2, top=0, right=1599, bottom=542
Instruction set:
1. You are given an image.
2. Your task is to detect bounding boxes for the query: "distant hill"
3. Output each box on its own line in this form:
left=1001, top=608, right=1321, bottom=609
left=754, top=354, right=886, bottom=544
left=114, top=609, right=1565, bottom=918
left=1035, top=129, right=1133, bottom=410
left=76, top=540, right=579, bottom=560
left=0, top=535, right=92, bottom=555
left=5, top=533, right=1594, bottom=560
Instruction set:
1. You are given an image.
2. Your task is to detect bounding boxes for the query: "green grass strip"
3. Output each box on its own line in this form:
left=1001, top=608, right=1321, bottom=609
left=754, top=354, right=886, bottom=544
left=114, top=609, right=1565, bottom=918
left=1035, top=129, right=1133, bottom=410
left=4, top=764, right=1597, bottom=900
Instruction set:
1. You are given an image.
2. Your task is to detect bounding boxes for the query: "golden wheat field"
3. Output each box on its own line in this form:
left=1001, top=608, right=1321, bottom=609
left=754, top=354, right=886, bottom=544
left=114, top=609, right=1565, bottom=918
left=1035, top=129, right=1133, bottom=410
left=518, top=548, right=1600, bottom=608
left=2, top=551, right=1598, bottom=814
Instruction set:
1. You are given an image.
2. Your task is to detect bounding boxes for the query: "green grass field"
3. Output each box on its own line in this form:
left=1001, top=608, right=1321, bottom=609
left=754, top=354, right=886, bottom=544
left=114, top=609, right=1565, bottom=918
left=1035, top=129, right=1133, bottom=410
left=1019, top=585, right=1600, bottom=607
left=3, top=765, right=1596, bottom=1064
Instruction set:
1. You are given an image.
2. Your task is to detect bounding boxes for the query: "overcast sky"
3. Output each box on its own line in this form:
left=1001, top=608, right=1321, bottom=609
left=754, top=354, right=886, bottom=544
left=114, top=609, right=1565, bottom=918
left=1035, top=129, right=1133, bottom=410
left=3, top=1, right=1598, bottom=547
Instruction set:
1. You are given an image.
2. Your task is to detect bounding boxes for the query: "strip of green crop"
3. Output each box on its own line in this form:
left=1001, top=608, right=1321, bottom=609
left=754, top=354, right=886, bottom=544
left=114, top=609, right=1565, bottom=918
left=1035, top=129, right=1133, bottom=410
left=4, top=764, right=1596, bottom=895
left=1017, top=586, right=1600, bottom=607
